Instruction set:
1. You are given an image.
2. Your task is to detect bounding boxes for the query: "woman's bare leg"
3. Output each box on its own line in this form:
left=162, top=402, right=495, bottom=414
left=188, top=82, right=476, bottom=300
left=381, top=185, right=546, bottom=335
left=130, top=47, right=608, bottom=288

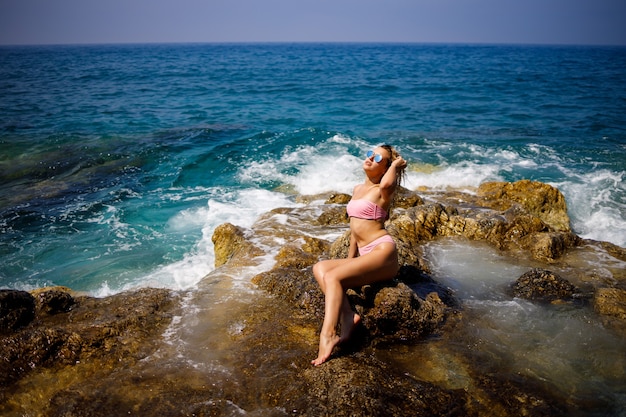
left=311, top=272, right=344, bottom=366
left=313, top=259, right=361, bottom=342
left=311, top=244, right=398, bottom=366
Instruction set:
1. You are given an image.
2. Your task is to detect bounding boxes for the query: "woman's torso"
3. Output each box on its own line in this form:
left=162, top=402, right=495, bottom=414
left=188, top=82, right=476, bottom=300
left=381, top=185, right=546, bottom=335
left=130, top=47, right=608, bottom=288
left=348, top=184, right=391, bottom=247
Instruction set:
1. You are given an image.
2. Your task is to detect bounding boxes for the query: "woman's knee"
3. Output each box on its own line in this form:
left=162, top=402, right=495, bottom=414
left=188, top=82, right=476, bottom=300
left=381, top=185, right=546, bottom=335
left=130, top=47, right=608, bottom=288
left=313, top=262, right=325, bottom=281
left=313, top=262, right=333, bottom=290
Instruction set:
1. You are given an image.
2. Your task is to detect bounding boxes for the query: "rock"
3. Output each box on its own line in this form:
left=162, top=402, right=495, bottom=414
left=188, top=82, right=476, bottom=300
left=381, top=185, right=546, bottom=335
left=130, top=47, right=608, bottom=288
left=31, top=287, right=76, bottom=315
left=386, top=212, right=432, bottom=269
left=595, top=240, right=626, bottom=262
left=392, top=185, right=424, bottom=209
left=521, top=231, right=582, bottom=263
left=283, top=355, right=466, bottom=416
left=317, top=205, right=349, bottom=225
left=511, top=268, right=583, bottom=302
left=274, top=239, right=327, bottom=270
left=477, top=180, right=571, bottom=231
left=325, top=193, right=351, bottom=204
left=353, top=282, right=447, bottom=343
left=396, top=265, right=457, bottom=305
left=3, top=179, right=612, bottom=416
left=387, top=198, right=579, bottom=262
left=252, top=267, right=325, bottom=318
left=212, top=222, right=264, bottom=267
left=0, top=290, right=36, bottom=333
left=0, top=288, right=176, bottom=388
left=593, top=287, right=626, bottom=319
left=296, top=192, right=350, bottom=204
left=328, top=229, right=351, bottom=259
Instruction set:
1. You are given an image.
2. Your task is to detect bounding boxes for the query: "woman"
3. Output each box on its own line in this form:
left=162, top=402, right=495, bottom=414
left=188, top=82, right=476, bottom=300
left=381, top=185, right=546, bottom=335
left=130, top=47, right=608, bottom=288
left=311, top=144, right=407, bottom=366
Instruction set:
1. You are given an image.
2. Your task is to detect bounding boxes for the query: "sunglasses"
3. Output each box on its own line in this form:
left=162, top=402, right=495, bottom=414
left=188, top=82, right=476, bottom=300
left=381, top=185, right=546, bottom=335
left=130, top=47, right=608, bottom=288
left=366, top=150, right=384, bottom=163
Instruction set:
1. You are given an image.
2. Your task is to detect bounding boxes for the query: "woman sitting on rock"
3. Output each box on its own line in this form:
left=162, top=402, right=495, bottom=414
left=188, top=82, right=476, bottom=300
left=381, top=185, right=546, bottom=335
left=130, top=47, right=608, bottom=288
left=311, top=144, right=407, bottom=366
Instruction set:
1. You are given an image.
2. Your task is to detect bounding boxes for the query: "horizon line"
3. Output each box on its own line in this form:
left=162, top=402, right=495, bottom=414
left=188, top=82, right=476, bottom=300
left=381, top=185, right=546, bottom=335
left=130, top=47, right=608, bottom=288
left=2, top=40, right=625, bottom=48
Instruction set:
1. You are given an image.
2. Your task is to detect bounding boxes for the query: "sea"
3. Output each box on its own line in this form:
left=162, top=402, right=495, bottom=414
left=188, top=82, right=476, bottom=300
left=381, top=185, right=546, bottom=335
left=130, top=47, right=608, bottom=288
left=2, top=43, right=626, bottom=414
left=2, top=42, right=624, bottom=295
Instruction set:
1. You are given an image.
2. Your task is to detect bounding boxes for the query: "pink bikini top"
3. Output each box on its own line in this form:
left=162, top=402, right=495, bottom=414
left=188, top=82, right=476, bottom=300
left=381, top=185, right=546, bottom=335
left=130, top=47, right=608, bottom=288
left=346, top=199, right=388, bottom=221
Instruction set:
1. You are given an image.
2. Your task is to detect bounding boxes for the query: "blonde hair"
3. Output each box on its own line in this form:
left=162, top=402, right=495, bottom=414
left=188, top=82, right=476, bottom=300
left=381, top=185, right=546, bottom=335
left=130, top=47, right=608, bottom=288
left=380, top=144, right=405, bottom=187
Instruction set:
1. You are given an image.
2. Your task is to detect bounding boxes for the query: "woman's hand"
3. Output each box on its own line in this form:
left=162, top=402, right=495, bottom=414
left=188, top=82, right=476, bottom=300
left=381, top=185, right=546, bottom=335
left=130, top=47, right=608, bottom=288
left=392, top=156, right=407, bottom=171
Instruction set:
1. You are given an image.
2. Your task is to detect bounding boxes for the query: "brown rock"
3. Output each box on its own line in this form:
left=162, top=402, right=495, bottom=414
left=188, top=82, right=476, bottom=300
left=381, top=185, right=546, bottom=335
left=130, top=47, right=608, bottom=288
left=0, top=290, right=35, bottom=333
left=477, top=180, right=571, bottom=231
left=274, top=236, right=330, bottom=269
left=357, top=283, right=447, bottom=343
left=317, top=205, right=349, bottom=225
left=253, top=265, right=451, bottom=345
left=511, top=268, right=582, bottom=302
left=392, top=186, right=424, bottom=209
left=252, top=267, right=325, bottom=318
left=325, top=193, right=351, bottom=204
left=284, top=355, right=466, bottom=416
left=521, top=231, right=582, bottom=263
left=328, top=229, right=352, bottom=259
left=0, top=288, right=176, bottom=388
left=594, top=287, right=626, bottom=319
left=274, top=245, right=320, bottom=270
left=212, top=222, right=264, bottom=267
left=31, top=287, right=76, bottom=315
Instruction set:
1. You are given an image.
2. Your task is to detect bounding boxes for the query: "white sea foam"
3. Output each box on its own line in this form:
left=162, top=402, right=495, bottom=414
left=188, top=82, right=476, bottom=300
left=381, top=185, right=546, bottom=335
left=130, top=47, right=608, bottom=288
left=405, top=162, right=503, bottom=191
left=291, top=153, right=362, bottom=195
left=553, top=169, right=626, bottom=247
left=238, top=134, right=367, bottom=195
left=94, top=187, right=300, bottom=295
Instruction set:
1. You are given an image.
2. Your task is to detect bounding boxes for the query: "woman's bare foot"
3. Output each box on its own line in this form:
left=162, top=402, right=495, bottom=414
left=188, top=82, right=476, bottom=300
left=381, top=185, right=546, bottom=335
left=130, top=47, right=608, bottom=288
left=311, top=333, right=341, bottom=366
left=339, top=312, right=361, bottom=344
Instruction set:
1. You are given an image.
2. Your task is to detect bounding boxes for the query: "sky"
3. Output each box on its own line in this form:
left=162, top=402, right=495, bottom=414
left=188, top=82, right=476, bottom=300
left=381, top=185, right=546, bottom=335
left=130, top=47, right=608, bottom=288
left=1, top=0, right=625, bottom=46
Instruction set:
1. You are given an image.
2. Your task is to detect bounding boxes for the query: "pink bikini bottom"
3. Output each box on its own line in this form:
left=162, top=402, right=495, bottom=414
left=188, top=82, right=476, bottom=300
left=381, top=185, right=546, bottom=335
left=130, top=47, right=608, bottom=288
left=358, top=234, right=396, bottom=256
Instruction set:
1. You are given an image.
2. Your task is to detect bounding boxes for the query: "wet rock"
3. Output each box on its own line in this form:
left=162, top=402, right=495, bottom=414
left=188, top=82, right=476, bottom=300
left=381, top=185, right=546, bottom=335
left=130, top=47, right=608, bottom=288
left=252, top=267, right=325, bottom=318
left=327, top=229, right=351, bottom=259
left=273, top=236, right=330, bottom=270
left=594, top=240, right=626, bottom=262
left=396, top=265, right=457, bottom=305
left=325, top=193, right=351, bottom=204
left=477, top=179, right=571, bottom=231
left=390, top=199, right=580, bottom=262
left=283, top=355, right=466, bottom=417
left=0, top=288, right=176, bottom=388
left=296, top=192, right=350, bottom=204
left=392, top=185, right=424, bottom=209
left=521, top=230, right=582, bottom=263
left=4, top=179, right=619, bottom=416
left=470, top=372, right=568, bottom=416
left=317, top=205, right=349, bottom=225
left=212, top=222, right=264, bottom=267
left=31, top=287, right=76, bottom=315
left=593, top=287, right=626, bottom=320
left=0, top=290, right=36, bottom=333
left=511, top=268, right=583, bottom=302
left=314, top=180, right=578, bottom=264
left=351, top=282, right=447, bottom=343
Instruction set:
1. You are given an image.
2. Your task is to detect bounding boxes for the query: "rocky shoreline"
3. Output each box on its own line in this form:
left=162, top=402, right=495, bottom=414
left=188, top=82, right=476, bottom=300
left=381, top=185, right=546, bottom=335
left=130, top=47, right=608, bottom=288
left=1, top=180, right=625, bottom=416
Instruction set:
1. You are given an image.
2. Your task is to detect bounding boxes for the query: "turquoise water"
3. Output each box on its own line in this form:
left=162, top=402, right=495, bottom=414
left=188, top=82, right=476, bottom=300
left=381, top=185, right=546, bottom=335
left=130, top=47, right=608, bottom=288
left=1, top=43, right=625, bottom=294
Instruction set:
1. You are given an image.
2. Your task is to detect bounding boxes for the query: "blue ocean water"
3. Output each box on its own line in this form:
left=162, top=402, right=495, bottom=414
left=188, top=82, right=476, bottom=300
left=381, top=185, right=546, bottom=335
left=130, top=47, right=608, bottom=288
left=1, top=43, right=625, bottom=294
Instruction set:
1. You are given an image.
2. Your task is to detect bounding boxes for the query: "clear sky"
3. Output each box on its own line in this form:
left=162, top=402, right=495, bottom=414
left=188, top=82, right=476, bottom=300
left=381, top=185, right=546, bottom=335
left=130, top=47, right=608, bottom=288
left=1, top=0, right=625, bottom=46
